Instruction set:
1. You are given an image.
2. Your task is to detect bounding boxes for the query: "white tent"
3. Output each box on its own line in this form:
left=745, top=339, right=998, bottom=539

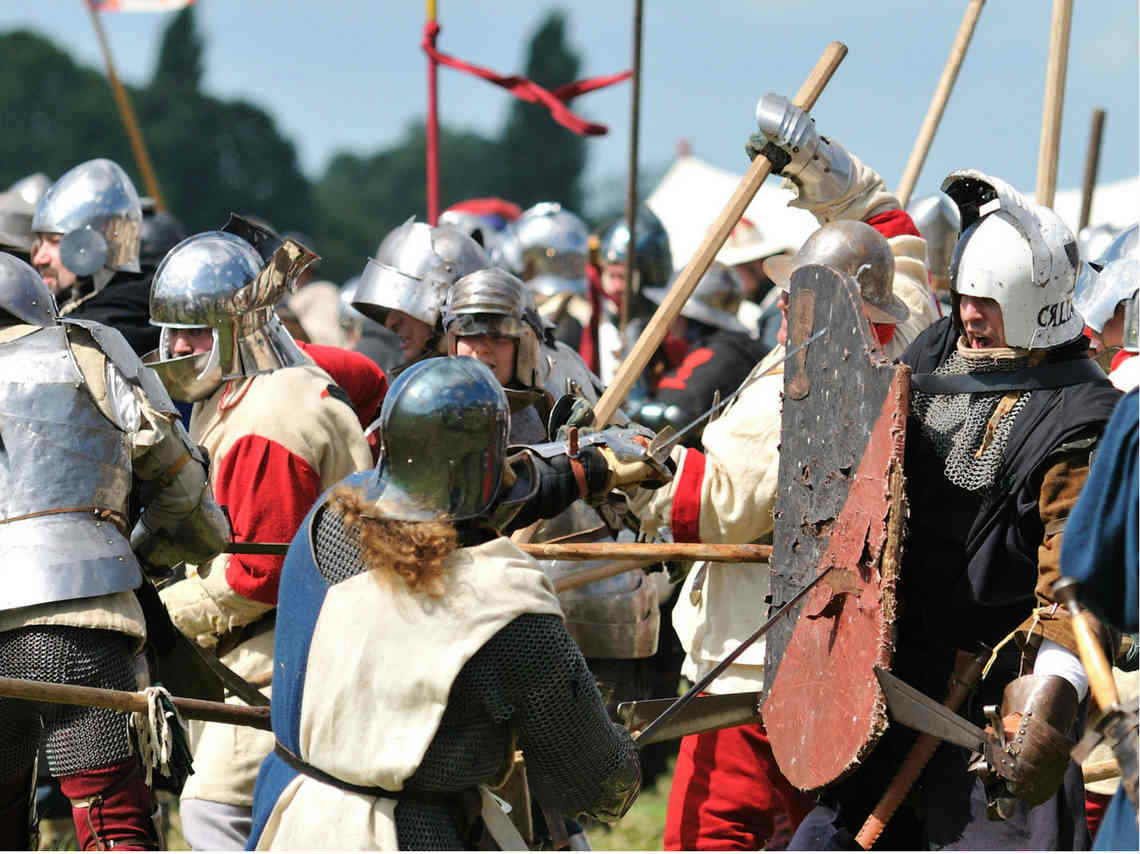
left=647, top=153, right=1138, bottom=268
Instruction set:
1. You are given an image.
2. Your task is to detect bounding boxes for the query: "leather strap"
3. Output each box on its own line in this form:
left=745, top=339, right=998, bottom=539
left=910, top=358, right=1106, bottom=394
left=0, top=506, right=128, bottom=536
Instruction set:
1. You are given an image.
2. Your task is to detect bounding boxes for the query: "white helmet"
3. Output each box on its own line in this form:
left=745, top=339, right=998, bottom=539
left=942, top=169, right=1082, bottom=349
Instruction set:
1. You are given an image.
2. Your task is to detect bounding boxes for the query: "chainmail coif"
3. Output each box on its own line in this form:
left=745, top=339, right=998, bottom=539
left=910, top=344, right=1031, bottom=493
left=311, top=504, right=641, bottom=849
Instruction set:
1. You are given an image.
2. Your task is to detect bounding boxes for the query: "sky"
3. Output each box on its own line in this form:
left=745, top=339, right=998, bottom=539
left=2, top=0, right=1137, bottom=215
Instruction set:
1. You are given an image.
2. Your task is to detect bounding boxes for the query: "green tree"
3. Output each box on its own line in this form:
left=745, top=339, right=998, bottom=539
left=150, top=4, right=203, bottom=93
left=495, top=11, right=587, bottom=213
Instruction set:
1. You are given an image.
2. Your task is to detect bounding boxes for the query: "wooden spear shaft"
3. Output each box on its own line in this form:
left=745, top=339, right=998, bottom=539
left=591, top=41, right=848, bottom=427
left=895, top=0, right=986, bottom=208
left=522, top=541, right=771, bottom=563
left=618, top=0, right=644, bottom=340
left=1036, top=0, right=1074, bottom=207
left=87, top=4, right=166, bottom=211
left=1078, top=108, right=1106, bottom=231
left=0, top=676, right=271, bottom=731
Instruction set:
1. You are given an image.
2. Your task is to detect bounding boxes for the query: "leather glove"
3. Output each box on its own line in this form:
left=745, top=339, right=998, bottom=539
left=746, top=93, right=854, bottom=206
left=982, top=674, right=1079, bottom=807
left=594, top=434, right=675, bottom=496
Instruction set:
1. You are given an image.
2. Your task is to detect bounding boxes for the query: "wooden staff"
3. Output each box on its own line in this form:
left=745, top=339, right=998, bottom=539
left=0, top=675, right=271, bottom=731
left=553, top=559, right=655, bottom=594
left=895, top=0, right=986, bottom=208
left=1036, top=0, right=1074, bottom=207
left=855, top=649, right=987, bottom=848
left=87, top=3, right=166, bottom=210
left=591, top=41, right=848, bottom=427
left=425, top=0, right=440, bottom=224
left=522, top=541, right=771, bottom=563
left=619, top=0, right=645, bottom=339
left=1078, top=108, right=1106, bottom=231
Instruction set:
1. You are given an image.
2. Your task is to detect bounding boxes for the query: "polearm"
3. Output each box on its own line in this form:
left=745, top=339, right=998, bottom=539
left=86, top=1, right=166, bottom=211
left=1078, top=108, right=1106, bottom=231
left=425, top=0, right=440, bottom=224
left=592, top=41, right=848, bottom=428
left=0, top=675, right=270, bottom=731
left=1036, top=0, right=1074, bottom=208
left=618, top=0, right=644, bottom=339
left=895, top=0, right=986, bottom=208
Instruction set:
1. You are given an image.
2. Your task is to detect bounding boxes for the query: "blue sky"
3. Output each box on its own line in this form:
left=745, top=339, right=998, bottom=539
left=3, top=0, right=1137, bottom=213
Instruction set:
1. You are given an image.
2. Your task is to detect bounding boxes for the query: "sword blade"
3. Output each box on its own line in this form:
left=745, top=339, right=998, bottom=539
left=619, top=692, right=761, bottom=745
left=873, top=666, right=986, bottom=751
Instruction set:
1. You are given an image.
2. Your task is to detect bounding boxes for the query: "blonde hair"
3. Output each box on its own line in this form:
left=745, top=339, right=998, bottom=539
left=330, top=485, right=458, bottom=598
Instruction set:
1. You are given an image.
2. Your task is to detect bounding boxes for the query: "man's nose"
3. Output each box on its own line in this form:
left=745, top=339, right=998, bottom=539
left=31, top=242, right=50, bottom=266
left=384, top=313, right=400, bottom=331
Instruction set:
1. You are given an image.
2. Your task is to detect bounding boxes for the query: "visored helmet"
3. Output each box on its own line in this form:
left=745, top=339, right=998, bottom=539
left=443, top=267, right=547, bottom=389
left=600, top=205, right=673, bottom=291
left=765, top=220, right=908, bottom=324
left=364, top=356, right=509, bottom=522
left=643, top=262, right=748, bottom=334
left=352, top=218, right=491, bottom=329
left=32, top=158, right=142, bottom=276
left=0, top=253, right=58, bottom=327
left=145, top=224, right=317, bottom=402
left=943, top=169, right=1081, bottom=349
left=906, top=192, right=961, bottom=280
left=493, top=202, right=589, bottom=298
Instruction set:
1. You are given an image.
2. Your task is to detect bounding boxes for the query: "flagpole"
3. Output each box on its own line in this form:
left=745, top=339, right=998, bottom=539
left=86, top=2, right=167, bottom=211
left=618, top=0, right=644, bottom=339
left=425, top=0, right=441, bottom=224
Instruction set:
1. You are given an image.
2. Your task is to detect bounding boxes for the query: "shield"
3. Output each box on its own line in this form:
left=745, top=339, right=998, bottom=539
left=761, top=263, right=910, bottom=790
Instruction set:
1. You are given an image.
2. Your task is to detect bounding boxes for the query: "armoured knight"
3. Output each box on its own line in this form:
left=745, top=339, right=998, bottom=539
left=145, top=224, right=373, bottom=850
left=1075, top=224, right=1139, bottom=390
left=0, top=253, right=229, bottom=850
left=247, top=357, right=642, bottom=850
left=790, top=170, right=1122, bottom=849
left=351, top=218, right=491, bottom=371
left=906, top=191, right=961, bottom=311
left=31, top=159, right=158, bottom=356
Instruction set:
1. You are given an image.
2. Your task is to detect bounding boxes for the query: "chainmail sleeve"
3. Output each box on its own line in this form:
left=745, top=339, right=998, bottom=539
left=473, top=613, right=642, bottom=822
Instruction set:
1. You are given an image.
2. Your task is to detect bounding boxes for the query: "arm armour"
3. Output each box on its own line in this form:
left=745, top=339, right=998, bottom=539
left=502, top=449, right=610, bottom=533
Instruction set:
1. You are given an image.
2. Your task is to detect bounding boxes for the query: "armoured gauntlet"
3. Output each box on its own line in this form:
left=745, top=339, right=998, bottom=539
left=983, top=674, right=1080, bottom=807
left=747, top=93, right=855, bottom=207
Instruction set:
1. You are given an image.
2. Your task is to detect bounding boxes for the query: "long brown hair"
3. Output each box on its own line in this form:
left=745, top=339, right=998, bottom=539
left=329, top=485, right=458, bottom=598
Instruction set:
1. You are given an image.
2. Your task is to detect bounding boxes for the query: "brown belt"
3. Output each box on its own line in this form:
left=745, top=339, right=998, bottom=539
left=215, top=611, right=277, bottom=659
left=0, top=506, right=129, bottom=537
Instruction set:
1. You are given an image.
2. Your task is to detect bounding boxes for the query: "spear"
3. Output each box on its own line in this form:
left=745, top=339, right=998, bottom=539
left=1036, top=0, right=1074, bottom=207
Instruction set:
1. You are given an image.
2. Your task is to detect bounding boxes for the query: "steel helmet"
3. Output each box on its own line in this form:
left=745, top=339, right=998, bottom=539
left=943, top=169, right=1082, bottom=349
left=33, top=158, right=142, bottom=276
left=364, top=356, right=510, bottom=522
left=493, top=202, right=589, bottom=298
left=0, top=253, right=58, bottom=327
left=599, top=205, right=673, bottom=291
left=643, top=262, right=748, bottom=334
left=146, top=226, right=317, bottom=401
left=352, top=219, right=491, bottom=329
left=906, top=192, right=961, bottom=280
left=443, top=267, right=547, bottom=389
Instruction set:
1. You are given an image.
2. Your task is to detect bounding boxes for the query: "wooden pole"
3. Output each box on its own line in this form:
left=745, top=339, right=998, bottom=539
left=552, top=559, right=654, bottom=594
left=87, top=3, right=166, bottom=211
left=522, top=541, right=771, bottom=563
left=0, top=675, right=271, bottom=731
left=592, top=41, right=848, bottom=427
left=618, top=0, right=644, bottom=340
left=895, top=0, right=986, bottom=208
left=1036, top=0, right=1074, bottom=207
left=1078, top=108, right=1106, bottom=231
left=425, top=0, right=440, bottom=224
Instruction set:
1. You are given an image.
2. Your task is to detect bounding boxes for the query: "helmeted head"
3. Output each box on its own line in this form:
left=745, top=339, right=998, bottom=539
left=906, top=192, right=961, bottom=281
left=145, top=220, right=317, bottom=402
left=1075, top=224, right=1139, bottom=352
left=942, top=169, right=1082, bottom=350
left=443, top=267, right=547, bottom=389
left=139, top=198, right=189, bottom=270
left=599, top=206, right=673, bottom=308
left=440, top=197, right=521, bottom=255
left=352, top=219, right=491, bottom=365
left=764, top=220, right=908, bottom=325
left=31, top=159, right=142, bottom=293
left=643, top=262, right=748, bottom=335
left=9, top=173, right=51, bottom=207
left=363, top=356, right=509, bottom=522
left=0, top=253, right=58, bottom=327
left=493, top=202, right=589, bottom=299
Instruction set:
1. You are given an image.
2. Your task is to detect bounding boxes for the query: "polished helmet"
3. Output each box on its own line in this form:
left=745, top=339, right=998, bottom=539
left=146, top=225, right=317, bottom=401
left=0, top=190, right=35, bottom=253
left=443, top=267, right=546, bottom=389
left=599, top=205, right=673, bottom=291
left=9, top=173, right=51, bottom=207
left=0, top=253, right=58, bottom=327
left=943, top=169, right=1081, bottom=349
left=364, top=356, right=509, bottom=522
left=139, top=198, right=189, bottom=269
left=906, top=192, right=961, bottom=280
left=1075, top=256, right=1139, bottom=339
left=643, top=262, right=748, bottom=334
left=493, top=202, right=589, bottom=298
left=32, top=158, right=142, bottom=276
left=1093, top=223, right=1138, bottom=268
left=352, top=219, right=491, bottom=329
left=765, top=220, right=908, bottom=324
